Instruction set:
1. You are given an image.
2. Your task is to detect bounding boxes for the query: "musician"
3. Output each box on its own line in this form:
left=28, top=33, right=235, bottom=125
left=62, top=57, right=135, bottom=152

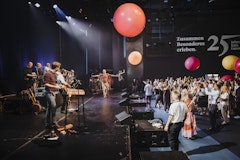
left=43, top=63, right=51, bottom=75
left=56, top=69, right=71, bottom=113
left=23, top=61, right=37, bottom=89
left=44, top=61, right=62, bottom=129
left=91, top=69, right=118, bottom=98
left=35, top=63, right=44, bottom=87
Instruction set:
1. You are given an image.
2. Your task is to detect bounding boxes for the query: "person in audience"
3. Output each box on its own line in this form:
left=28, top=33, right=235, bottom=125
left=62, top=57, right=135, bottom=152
left=164, top=89, right=187, bottom=151
left=130, top=78, right=139, bottom=94
left=143, top=79, right=153, bottom=107
left=218, top=85, right=230, bottom=125
left=196, top=83, right=208, bottom=115
left=181, top=89, right=197, bottom=139
left=234, top=80, right=240, bottom=119
left=204, top=82, right=221, bottom=131
left=162, top=83, right=171, bottom=111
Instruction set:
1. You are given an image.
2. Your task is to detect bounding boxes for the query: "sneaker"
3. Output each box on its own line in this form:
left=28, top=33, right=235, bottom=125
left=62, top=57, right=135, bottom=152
left=221, top=121, right=227, bottom=125
left=234, top=115, right=240, bottom=119
left=44, top=130, right=59, bottom=140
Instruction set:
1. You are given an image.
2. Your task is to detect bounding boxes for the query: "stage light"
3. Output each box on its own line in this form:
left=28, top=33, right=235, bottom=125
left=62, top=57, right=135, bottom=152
left=35, top=3, right=40, bottom=8
left=53, top=4, right=58, bottom=9
left=66, top=16, right=72, bottom=20
left=28, top=2, right=31, bottom=4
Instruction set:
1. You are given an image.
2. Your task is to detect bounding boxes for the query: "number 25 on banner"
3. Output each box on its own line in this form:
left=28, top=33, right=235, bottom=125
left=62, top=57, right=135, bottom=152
left=207, top=35, right=240, bottom=57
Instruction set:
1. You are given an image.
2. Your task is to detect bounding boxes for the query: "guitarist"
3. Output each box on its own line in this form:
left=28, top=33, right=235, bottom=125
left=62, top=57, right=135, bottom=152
left=56, top=69, right=71, bottom=113
left=44, top=61, right=63, bottom=129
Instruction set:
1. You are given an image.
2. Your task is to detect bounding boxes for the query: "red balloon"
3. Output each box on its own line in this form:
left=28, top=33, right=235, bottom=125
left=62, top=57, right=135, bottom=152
left=184, top=56, right=200, bottom=71
left=113, top=3, right=146, bottom=37
left=234, top=58, right=240, bottom=73
left=221, top=75, right=234, bottom=81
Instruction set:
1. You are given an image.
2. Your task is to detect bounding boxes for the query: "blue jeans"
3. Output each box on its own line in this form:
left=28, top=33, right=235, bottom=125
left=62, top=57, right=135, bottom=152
left=45, top=91, right=57, bottom=127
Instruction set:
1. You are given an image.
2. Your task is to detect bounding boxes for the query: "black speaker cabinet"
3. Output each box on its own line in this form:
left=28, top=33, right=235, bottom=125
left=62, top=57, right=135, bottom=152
left=118, top=98, right=129, bottom=106
left=134, top=120, right=168, bottom=147
left=139, top=151, right=189, bottom=160
left=130, top=107, right=154, bottom=120
left=121, top=92, right=128, bottom=98
left=115, top=111, right=132, bottom=125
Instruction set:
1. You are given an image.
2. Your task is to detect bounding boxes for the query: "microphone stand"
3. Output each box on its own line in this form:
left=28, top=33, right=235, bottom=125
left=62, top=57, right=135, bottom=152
left=75, top=80, right=87, bottom=132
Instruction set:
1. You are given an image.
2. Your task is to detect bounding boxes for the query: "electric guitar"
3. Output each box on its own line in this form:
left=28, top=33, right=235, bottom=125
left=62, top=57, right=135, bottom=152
left=27, top=88, right=42, bottom=114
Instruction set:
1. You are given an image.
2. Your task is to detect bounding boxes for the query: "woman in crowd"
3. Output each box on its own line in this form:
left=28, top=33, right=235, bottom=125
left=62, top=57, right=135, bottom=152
left=181, top=88, right=197, bottom=139
left=218, top=85, right=230, bottom=125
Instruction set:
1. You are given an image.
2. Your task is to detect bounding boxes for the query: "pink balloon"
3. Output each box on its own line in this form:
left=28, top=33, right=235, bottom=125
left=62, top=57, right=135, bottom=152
left=113, top=3, right=146, bottom=37
left=234, top=58, right=240, bottom=73
left=221, top=75, right=234, bottom=81
left=184, top=56, right=200, bottom=71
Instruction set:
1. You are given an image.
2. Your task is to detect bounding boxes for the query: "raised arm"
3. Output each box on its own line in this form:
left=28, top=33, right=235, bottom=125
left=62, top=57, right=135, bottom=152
left=91, top=74, right=100, bottom=78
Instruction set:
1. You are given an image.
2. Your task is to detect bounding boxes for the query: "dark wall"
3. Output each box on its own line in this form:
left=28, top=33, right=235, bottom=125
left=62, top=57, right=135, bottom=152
left=1, top=1, right=240, bottom=94
left=143, top=10, right=240, bottom=79
left=0, top=0, right=114, bottom=94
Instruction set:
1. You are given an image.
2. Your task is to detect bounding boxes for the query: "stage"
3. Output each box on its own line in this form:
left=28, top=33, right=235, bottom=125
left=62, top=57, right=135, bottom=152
left=0, top=91, right=240, bottom=160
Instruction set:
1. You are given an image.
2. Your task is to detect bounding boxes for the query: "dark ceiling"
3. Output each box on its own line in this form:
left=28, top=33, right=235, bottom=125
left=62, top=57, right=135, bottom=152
left=27, top=0, right=240, bottom=25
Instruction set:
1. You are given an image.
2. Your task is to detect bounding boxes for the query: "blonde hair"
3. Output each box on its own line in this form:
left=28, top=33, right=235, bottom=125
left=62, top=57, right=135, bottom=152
left=171, top=89, right=181, bottom=102
left=181, top=88, right=189, bottom=101
left=52, top=61, right=61, bottom=69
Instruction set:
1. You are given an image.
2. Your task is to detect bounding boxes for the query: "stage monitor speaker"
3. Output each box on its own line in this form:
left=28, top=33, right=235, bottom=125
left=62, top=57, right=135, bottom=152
left=121, top=92, right=128, bottom=98
left=122, top=88, right=127, bottom=92
left=115, top=111, right=132, bottom=125
left=119, top=98, right=129, bottom=106
left=139, top=151, right=189, bottom=160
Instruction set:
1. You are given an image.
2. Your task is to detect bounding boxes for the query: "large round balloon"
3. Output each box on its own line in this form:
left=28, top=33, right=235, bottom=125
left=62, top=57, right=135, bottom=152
left=128, top=51, right=142, bottom=65
left=234, top=57, right=240, bottom=73
left=220, top=75, right=234, bottom=81
left=113, top=3, right=146, bottom=37
left=222, top=55, right=238, bottom=70
left=184, top=56, right=200, bottom=71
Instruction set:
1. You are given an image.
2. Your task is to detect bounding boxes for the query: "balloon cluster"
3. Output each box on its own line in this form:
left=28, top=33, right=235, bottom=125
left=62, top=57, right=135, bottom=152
left=221, top=55, right=240, bottom=73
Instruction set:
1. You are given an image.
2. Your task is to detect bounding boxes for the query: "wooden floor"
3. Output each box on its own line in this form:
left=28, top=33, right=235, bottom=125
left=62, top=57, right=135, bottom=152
left=0, top=91, right=240, bottom=160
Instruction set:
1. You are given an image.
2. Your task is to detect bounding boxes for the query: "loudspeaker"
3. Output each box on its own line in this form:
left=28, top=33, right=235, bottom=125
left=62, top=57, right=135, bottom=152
left=118, top=98, right=129, bottom=106
left=121, top=92, right=128, bottom=98
left=139, top=151, right=189, bottom=160
left=115, top=111, right=132, bottom=125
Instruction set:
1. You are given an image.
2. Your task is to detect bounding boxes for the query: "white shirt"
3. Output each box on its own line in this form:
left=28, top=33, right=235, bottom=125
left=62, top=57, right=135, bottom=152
left=56, top=71, right=67, bottom=84
left=205, top=88, right=220, bottom=105
left=168, top=101, right=187, bottom=123
left=144, top=83, right=153, bottom=96
left=219, top=92, right=229, bottom=106
left=44, top=66, right=51, bottom=73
